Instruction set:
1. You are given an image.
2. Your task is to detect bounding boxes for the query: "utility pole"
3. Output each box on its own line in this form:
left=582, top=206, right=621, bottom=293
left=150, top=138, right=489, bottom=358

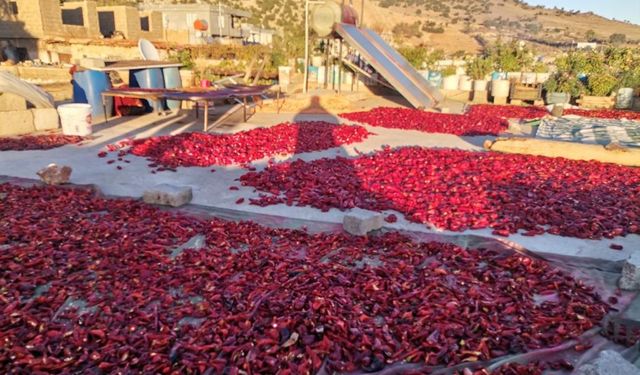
left=303, top=0, right=309, bottom=93
left=303, top=0, right=325, bottom=94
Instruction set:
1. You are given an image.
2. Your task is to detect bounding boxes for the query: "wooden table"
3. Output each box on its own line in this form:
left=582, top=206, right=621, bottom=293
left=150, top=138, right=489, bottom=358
left=101, top=86, right=280, bottom=131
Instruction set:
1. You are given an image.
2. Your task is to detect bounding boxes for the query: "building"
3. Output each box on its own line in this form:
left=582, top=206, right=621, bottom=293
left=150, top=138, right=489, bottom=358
left=241, top=24, right=275, bottom=45
left=139, top=3, right=252, bottom=45
left=0, top=0, right=163, bottom=60
left=576, top=42, right=598, bottom=50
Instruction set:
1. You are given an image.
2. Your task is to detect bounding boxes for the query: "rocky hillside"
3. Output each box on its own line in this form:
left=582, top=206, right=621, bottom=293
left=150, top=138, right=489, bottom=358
left=113, top=0, right=640, bottom=54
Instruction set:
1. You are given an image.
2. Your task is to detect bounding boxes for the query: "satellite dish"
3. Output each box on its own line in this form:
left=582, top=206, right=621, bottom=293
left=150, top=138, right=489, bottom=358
left=138, top=38, right=160, bottom=61
left=194, top=19, right=209, bottom=31
left=311, top=1, right=358, bottom=37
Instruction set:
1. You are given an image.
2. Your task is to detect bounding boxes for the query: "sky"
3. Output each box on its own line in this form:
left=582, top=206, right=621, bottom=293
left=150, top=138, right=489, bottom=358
left=525, top=0, right=640, bottom=25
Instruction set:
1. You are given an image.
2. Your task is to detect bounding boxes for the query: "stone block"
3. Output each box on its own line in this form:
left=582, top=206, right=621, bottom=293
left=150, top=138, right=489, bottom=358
left=510, top=99, right=523, bottom=106
left=620, top=252, right=640, bottom=290
left=575, top=350, right=640, bottom=375
left=343, top=208, right=383, bottom=236
left=0, top=110, right=34, bottom=136
left=143, top=184, right=192, bottom=207
left=0, top=92, right=27, bottom=111
left=37, top=164, right=72, bottom=185
left=32, top=108, right=60, bottom=131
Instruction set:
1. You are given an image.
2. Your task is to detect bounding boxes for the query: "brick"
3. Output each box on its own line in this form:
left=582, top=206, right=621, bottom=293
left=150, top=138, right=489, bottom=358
left=343, top=208, right=383, bottom=236
left=0, top=110, right=34, bottom=136
left=32, top=108, right=60, bottom=131
left=143, top=184, right=192, bottom=207
left=619, top=252, right=640, bottom=290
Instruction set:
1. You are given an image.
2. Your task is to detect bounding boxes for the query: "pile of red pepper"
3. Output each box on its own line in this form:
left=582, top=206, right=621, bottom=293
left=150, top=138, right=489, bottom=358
left=339, top=105, right=548, bottom=136
left=0, top=134, right=85, bottom=151
left=0, top=183, right=607, bottom=373
left=241, top=146, right=640, bottom=239
left=467, top=105, right=549, bottom=120
left=116, top=122, right=370, bottom=168
left=563, top=108, right=640, bottom=121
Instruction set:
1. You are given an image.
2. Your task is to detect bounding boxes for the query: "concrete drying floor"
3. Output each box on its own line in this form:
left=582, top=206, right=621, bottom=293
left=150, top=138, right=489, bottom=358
left=0, top=107, right=638, bottom=269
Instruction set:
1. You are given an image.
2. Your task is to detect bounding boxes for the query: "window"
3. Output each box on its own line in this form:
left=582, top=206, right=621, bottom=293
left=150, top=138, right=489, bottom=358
left=9, top=1, right=18, bottom=15
left=140, top=16, right=150, bottom=32
left=62, top=8, right=85, bottom=26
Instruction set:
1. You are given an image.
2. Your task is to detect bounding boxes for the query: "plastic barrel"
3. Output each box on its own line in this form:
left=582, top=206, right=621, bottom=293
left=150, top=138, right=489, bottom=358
left=72, top=70, right=112, bottom=119
left=491, top=72, right=506, bottom=81
left=130, top=68, right=165, bottom=111
left=442, top=75, right=459, bottom=90
left=491, top=80, right=510, bottom=98
left=162, top=67, right=182, bottom=110
left=58, top=103, right=93, bottom=136
left=458, top=76, right=472, bottom=91
left=427, top=71, right=442, bottom=87
left=616, top=88, right=634, bottom=109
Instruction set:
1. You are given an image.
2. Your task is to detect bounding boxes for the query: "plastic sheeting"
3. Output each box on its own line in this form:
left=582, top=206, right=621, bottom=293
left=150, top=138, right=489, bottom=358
left=0, top=71, right=54, bottom=108
left=537, top=117, right=640, bottom=148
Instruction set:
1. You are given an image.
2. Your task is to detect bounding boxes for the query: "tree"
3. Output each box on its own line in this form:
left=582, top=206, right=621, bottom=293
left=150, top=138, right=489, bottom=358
left=609, top=33, right=627, bottom=45
left=585, top=29, right=596, bottom=42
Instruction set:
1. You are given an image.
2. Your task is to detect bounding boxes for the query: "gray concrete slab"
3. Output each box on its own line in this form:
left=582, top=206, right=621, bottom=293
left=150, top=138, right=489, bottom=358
left=0, top=109, right=638, bottom=268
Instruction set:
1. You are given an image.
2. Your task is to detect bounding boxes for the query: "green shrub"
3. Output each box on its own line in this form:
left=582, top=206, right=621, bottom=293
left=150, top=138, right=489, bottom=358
left=466, top=57, right=492, bottom=80
left=587, top=73, right=618, bottom=96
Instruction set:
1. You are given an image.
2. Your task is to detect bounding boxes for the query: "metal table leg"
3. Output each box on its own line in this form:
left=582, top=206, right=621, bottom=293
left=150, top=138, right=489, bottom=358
left=204, top=101, right=208, bottom=132
left=102, top=94, right=108, bottom=124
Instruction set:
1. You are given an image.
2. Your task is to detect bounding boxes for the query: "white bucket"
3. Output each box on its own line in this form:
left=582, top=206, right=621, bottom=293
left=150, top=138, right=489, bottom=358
left=57, top=103, right=92, bottom=136
left=458, top=76, right=473, bottom=91
left=616, top=87, right=634, bottom=109
left=442, top=75, right=459, bottom=90
left=491, top=80, right=510, bottom=98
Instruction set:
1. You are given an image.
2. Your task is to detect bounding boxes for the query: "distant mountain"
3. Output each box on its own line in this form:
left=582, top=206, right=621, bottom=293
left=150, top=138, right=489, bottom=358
left=97, top=0, right=640, bottom=54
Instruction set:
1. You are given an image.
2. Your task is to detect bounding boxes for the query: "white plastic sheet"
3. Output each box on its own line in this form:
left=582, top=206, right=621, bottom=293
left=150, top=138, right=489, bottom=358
left=0, top=71, right=54, bottom=108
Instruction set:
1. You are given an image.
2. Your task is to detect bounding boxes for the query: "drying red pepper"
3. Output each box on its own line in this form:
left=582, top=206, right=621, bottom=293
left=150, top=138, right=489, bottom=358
left=339, top=105, right=547, bottom=136
left=0, top=183, right=608, bottom=373
left=0, top=134, right=85, bottom=151
left=564, top=108, right=640, bottom=121
left=104, top=121, right=371, bottom=169
left=241, top=146, right=640, bottom=239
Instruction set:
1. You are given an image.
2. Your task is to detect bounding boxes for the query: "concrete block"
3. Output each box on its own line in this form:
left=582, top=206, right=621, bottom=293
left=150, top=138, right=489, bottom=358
left=0, top=92, right=27, bottom=111
left=37, top=164, right=72, bottom=185
left=143, top=184, right=192, bottom=207
left=0, top=110, right=35, bottom=136
left=620, top=252, right=640, bottom=290
left=472, top=90, right=488, bottom=103
left=493, top=96, right=508, bottom=105
left=343, top=208, right=384, bottom=236
left=575, top=350, right=640, bottom=375
left=32, top=108, right=60, bottom=131
left=510, top=99, right=523, bottom=106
